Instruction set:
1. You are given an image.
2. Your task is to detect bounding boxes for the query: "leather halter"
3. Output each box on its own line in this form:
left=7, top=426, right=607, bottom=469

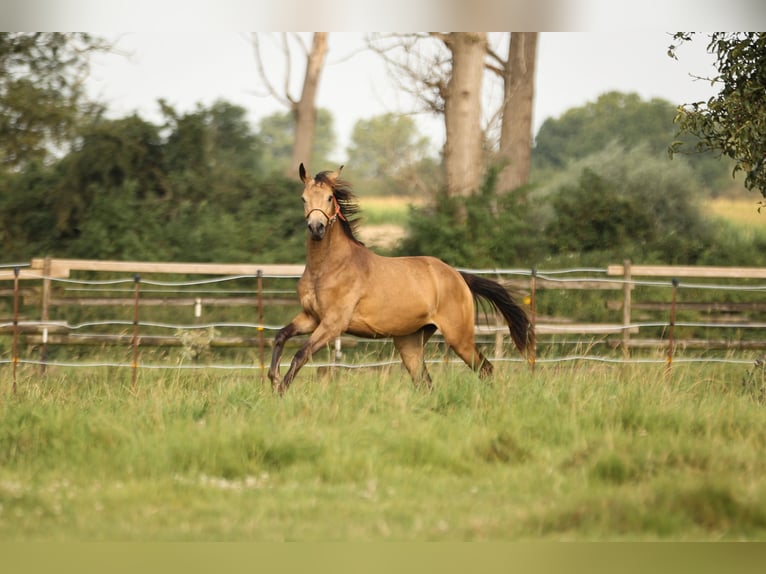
left=306, top=194, right=347, bottom=225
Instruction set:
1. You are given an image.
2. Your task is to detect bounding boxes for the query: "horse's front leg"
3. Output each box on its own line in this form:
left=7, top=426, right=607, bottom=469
left=278, top=320, right=345, bottom=395
left=268, top=312, right=318, bottom=390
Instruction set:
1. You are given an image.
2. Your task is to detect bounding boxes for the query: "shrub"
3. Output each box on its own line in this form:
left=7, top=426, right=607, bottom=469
left=543, top=146, right=716, bottom=264
left=397, top=169, right=547, bottom=268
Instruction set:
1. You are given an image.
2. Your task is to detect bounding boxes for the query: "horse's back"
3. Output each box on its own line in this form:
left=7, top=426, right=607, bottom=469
left=346, top=252, right=473, bottom=337
left=368, top=253, right=467, bottom=297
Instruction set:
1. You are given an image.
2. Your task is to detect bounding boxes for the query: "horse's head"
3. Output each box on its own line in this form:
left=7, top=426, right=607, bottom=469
left=300, top=163, right=345, bottom=241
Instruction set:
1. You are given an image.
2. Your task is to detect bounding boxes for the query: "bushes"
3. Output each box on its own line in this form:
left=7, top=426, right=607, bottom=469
left=397, top=169, right=546, bottom=267
left=543, top=149, right=715, bottom=264
left=399, top=147, right=736, bottom=268
left=0, top=104, right=309, bottom=264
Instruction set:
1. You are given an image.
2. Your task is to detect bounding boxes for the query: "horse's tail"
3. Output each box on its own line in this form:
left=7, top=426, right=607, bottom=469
left=460, top=272, right=534, bottom=355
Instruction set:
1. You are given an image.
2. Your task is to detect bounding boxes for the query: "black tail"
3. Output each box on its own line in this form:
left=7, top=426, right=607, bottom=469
left=460, top=272, right=534, bottom=354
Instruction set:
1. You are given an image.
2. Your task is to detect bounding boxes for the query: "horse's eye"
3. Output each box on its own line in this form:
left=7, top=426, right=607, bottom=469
left=327, top=195, right=333, bottom=202
left=301, top=197, right=307, bottom=204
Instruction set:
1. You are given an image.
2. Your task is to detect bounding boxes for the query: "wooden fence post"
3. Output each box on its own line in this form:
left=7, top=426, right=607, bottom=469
left=40, top=257, right=52, bottom=373
left=666, top=278, right=679, bottom=374
left=622, top=259, right=632, bottom=359
left=131, top=274, right=141, bottom=388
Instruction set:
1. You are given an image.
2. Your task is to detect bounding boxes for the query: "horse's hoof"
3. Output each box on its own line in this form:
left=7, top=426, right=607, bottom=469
left=272, top=380, right=287, bottom=396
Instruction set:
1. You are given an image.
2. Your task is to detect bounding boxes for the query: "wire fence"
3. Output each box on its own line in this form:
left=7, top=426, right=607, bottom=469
left=2, top=259, right=766, bottom=390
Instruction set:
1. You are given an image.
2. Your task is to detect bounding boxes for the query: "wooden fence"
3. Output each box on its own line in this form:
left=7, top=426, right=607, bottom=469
left=3, top=257, right=766, bottom=374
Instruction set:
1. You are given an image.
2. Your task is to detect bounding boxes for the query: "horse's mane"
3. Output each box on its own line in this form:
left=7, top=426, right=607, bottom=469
left=314, top=170, right=364, bottom=245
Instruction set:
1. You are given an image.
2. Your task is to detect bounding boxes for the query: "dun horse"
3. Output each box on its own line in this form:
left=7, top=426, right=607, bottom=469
left=268, top=164, right=534, bottom=394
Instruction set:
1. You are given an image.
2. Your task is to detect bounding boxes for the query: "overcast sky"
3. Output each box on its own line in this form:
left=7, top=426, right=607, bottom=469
left=84, top=32, right=720, bottom=163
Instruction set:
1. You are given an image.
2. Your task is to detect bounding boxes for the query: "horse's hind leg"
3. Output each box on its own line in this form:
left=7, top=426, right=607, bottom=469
left=441, top=328, right=493, bottom=379
left=456, top=342, right=493, bottom=379
left=393, top=325, right=436, bottom=389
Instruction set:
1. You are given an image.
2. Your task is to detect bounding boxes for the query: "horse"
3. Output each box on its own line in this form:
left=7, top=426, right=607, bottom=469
left=268, top=164, right=534, bottom=394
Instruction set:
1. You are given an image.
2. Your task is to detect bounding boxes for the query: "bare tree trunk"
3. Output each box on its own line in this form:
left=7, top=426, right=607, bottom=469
left=497, top=32, right=537, bottom=193
left=288, top=33, right=328, bottom=178
left=443, top=33, right=487, bottom=201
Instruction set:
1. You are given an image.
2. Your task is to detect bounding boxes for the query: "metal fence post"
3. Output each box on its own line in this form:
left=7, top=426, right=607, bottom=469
left=257, top=270, right=265, bottom=383
left=530, top=268, right=537, bottom=373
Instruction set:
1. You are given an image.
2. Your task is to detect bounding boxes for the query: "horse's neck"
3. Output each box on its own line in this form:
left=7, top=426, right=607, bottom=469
left=305, top=223, right=352, bottom=273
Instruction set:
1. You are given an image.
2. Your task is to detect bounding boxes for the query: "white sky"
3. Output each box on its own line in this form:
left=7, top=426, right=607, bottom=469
left=85, top=32, right=719, bottom=163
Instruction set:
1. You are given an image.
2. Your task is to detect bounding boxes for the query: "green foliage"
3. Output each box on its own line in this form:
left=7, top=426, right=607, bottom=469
left=257, top=108, right=337, bottom=175
left=533, top=91, right=733, bottom=192
left=0, top=161, right=60, bottom=256
left=54, top=114, right=167, bottom=245
left=544, top=147, right=715, bottom=263
left=398, top=169, right=545, bottom=267
left=3, top=35, right=763, bottom=272
left=401, top=146, right=729, bottom=268
left=0, top=100, right=307, bottom=263
left=0, top=33, right=108, bottom=169
left=669, top=33, right=766, bottom=196
left=346, top=113, right=437, bottom=196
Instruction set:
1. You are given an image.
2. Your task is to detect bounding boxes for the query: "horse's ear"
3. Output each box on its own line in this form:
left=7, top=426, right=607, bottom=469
left=328, top=165, right=344, bottom=182
left=299, top=163, right=310, bottom=183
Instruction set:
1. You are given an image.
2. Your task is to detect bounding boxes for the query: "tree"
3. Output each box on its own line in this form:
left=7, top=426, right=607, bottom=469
left=252, top=33, right=329, bottom=177
left=487, top=32, right=538, bottom=193
left=669, top=33, right=766, bottom=197
left=441, top=33, right=487, bottom=200
left=370, top=33, right=538, bottom=204
left=345, top=113, right=435, bottom=195
left=52, top=114, right=167, bottom=248
left=0, top=32, right=108, bottom=170
left=161, top=100, right=264, bottom=208
left=532, top=91, right=731, bottom=191
left=535, top=92, right=674, bottom=169
left=370, top=33, right=487, bottom=204
left=0, top=96, right=314, bottom=263
left=257, top=108, right=336, bottom=176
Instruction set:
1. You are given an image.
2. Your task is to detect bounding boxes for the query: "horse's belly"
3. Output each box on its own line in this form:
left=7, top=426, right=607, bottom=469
left=346, top=299, right=432, bottom=338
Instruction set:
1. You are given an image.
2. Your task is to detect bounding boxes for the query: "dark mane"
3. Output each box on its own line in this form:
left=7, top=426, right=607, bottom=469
left=315, top=170, right=364, bottom=245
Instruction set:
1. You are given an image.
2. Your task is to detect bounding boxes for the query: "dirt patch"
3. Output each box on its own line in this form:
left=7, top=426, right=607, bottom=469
left=357, top=224, right=407, bottom=250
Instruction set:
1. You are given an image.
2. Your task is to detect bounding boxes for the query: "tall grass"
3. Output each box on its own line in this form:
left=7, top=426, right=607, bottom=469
left=1, top=361, right=765, bottom=540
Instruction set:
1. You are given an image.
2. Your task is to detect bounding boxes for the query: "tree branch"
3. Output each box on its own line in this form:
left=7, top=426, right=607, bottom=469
left=251, top=33, right=291, bottom=108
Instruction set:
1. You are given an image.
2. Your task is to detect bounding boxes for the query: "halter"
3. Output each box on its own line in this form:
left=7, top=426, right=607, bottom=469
left=306, top=194, right=347, bottom=226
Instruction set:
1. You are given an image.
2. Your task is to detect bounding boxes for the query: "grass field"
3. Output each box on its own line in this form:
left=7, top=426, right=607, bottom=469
left=358, top=195, right=421, bottom=227
left=2, top=195, right=766, bottom=543
left=2, top=360, right=766, bottom=541
left=704, top=196, right=765, bottom=228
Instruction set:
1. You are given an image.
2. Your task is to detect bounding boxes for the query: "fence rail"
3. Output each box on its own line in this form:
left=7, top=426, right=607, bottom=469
left=3, top=258, right=766, bottom=388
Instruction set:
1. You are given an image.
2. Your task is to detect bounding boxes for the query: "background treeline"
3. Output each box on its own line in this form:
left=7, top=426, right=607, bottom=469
left=405, top=91, right=765, bottom=268
left=1, top=88, right=762, bottom=267
left=2, top=102, right=312, bottom=263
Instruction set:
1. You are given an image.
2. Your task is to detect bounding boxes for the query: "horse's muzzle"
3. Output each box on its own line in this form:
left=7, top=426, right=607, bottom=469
left=307, top=219, right=326, bottom=240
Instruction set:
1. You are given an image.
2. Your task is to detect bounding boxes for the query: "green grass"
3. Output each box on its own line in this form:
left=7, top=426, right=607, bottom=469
left=1, top=360, right=766, bottom=540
